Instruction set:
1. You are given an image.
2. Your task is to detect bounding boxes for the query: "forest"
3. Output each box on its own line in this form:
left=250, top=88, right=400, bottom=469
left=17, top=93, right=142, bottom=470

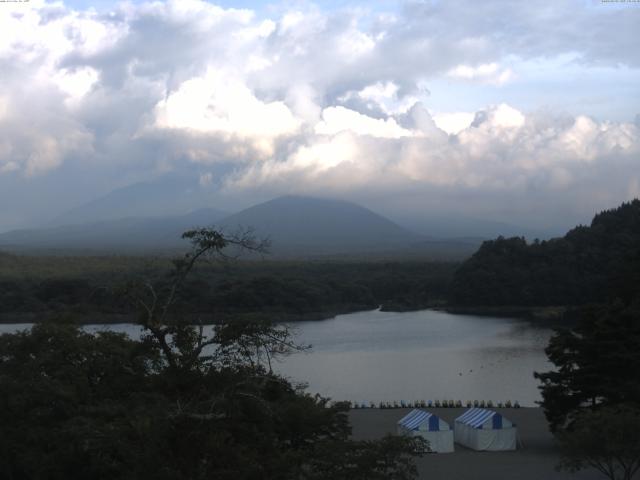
left=450, top=200, right=640, bottom=308
left=2, top=200, right=639, bottom=324
left=0, top=254, right=456, bottom=324
left=0, top=230, right=426, bottom=479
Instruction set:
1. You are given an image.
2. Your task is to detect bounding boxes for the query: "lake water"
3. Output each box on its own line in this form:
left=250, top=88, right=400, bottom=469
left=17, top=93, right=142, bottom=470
left=0, top=309, right=554, bottom=406
left=277, top=309, right=553, bottom=406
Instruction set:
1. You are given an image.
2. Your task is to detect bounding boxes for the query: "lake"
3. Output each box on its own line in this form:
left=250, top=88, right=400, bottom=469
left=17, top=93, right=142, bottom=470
left=0, top=309, right=553, bottom=406
left=277, top=309, right=553, bottom=406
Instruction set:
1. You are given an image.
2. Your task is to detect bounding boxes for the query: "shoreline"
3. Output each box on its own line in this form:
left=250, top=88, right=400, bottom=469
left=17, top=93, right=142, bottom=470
left=0, top=304, right=571, bottom=325
left=0, top=306, right=377, bottom=325
left=439, top=305, right=571, bottom=326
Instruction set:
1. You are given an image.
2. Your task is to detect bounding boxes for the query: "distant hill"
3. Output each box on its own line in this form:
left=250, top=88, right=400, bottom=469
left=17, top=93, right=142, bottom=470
left=396, top=214, right=556, bottom=241
left=217, top=195, right=424, bottom=255
left=450, top=199, right=640, bottom=306
left=406, top=237, right=484, bottom=260
left=0, top=208, right=228, bottom=253
left=0, top=194, right=484, bottom=259
left=52, top=175, right=220, bottom=225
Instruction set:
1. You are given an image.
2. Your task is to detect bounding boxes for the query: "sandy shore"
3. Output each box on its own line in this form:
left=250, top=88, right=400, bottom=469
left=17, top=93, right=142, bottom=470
left=349, top=408, right=602, bottom=480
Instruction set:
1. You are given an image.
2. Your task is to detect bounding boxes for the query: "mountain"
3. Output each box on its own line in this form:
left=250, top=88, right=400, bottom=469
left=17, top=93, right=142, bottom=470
left=51, top=175, right=221, bottom=226
left=0, top=208, right=228, bottom=253
left=218, top=195, right=423, bottom=255
left=0, top=194, right=485, bottom=259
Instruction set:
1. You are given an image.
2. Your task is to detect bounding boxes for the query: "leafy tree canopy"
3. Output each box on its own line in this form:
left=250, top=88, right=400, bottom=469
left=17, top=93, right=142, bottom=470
left=450, top=199, right=640, bottom=307
left=0, top=228, right=424, bottom=480
left=556, top=405, right=640, bottom=480
left=535, top=300, right=640, bottom=431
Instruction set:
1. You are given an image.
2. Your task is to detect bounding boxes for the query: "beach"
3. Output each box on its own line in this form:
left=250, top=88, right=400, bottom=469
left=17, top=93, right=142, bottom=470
left=349, top=408, right=602, bottom=480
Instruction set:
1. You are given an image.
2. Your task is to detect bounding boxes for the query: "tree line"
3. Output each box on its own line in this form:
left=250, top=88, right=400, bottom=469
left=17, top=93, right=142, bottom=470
left=0, top=258, right=456, bottom=323
left=450, top=199, right=640, bottom=307
left=444, top=199, right=640, bottom=478
left=514, top=200, right=640, bottom=479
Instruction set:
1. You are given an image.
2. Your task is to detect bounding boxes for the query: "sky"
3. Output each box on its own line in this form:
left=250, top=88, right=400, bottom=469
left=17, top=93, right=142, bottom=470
left=0, top=0, right=639, bottom=233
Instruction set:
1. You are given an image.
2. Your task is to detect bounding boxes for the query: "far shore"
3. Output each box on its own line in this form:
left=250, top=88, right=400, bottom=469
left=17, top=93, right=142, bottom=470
left=0, top=304, right=573, bottom=325
left=0, top=307, right=374, bottom=325
left=441, top=305, right=571, bottom=325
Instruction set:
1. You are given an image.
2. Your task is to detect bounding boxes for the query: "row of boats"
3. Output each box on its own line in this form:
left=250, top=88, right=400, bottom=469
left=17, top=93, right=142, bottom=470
left=350, top=399, right=521, bottom=409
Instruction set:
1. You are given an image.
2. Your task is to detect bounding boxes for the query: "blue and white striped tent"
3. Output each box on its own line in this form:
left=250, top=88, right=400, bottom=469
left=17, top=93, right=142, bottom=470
left=397, top=409, right=454, bottom=453
left=454, top=408, right=516, bottom=451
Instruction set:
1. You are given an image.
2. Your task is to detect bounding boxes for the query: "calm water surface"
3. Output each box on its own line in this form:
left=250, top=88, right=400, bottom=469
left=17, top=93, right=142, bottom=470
left=277, top=309, right=553, bottom=406
left=0, top=309, right=553, bottom=406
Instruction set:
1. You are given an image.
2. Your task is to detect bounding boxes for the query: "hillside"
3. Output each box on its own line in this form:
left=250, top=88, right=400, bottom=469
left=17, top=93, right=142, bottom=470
left=51, top=175, right=220, bottom=225
left=218, top=195, right=424, bottom=255
left=0, top=194, right=482, bottom=259
left=449, top=199, right=640, bottom=306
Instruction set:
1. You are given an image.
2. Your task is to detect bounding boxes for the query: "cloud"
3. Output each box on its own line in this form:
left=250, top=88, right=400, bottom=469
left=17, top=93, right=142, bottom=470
left=0, top=85, right=93, bottom=176
left=447, top=63, right=515, bottom=85
left=337, top=81, right=423, bottom=116
left=469, top=103, right=526, bottom=129
left=0, top=0, right=639, bottom=230
left=432, top=112, right=475, bottom=135
left=225, top=103, right=640, bottom=199
left=52, top=67, right=100, bottom=107
left=152, top=68, right=301, bottom=157
left=314, top=106, right=412, bottom=138
left=199, top=172, right=214, bottom=187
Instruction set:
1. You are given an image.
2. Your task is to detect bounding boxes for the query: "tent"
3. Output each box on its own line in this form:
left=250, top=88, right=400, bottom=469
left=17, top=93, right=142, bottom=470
left=397, top=409, right=454, bottom=453
left=454, top=408, right=517, bottom=451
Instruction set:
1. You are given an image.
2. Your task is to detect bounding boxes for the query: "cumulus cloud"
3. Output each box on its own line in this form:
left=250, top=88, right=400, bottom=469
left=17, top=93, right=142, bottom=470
left=314, top=106, right=412, bottom=138
left=447, top=63, right=515, bottom=85
left=52, top=67, right=100, bottom=107
left=337, top=81, right=423, bottom=116
left=153, top=68, right=301, bottom=157
left=432, top=112, right=475, bottom=135
left=0, top=0, right=639, bottom=230
left=0, top=85, right=93, bottom=176
left=226, top=104, right=639, bottom=195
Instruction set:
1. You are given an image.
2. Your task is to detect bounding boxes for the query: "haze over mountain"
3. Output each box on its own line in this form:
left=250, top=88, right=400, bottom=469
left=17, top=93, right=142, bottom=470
left=218, top=195, right=423, bottom=255
left=394, top=214, right=557, bottom=241
left=45, top=173, right=552, bottom=239
left=0, top=208, right=227, bottom=252
left=0, top=195, right=484, bottom=258
left=0, top=192, right=546, bottom=257
left=51, top=175, right=223, bottom=226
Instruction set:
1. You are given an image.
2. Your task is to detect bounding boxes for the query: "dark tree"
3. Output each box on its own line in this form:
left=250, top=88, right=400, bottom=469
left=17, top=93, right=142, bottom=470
left=0, top=227, right=425, bottom=480
left=534, top=301, right=640, bottom=431
left=450, top=199, right=640, bottom=307
left=556, top=405, right=640, bottom=480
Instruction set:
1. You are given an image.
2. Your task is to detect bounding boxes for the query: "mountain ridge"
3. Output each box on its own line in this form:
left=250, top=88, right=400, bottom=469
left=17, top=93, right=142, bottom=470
left=0, top=195, right=481, bottom=259
left=218, top=195, right=422, bottom=254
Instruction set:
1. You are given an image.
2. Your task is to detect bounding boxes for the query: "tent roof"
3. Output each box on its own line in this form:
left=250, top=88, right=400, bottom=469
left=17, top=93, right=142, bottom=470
left=398, top=409, right=441, bottom=431
left=455, top=408, right=505, bottom=429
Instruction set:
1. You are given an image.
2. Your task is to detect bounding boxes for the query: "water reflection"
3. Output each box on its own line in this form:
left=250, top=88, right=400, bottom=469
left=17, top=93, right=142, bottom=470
left=276, top=309, right=553, bottom=406
left=0, top=309, right=553, bottom=406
